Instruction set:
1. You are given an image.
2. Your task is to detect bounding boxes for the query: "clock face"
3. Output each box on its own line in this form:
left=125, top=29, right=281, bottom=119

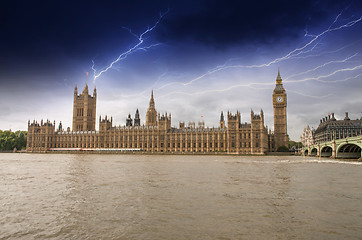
left=276, top=96, right=284, bottom=103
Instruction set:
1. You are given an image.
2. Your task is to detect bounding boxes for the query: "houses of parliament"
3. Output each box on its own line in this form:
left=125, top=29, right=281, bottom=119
left=27, top=69, right=288, bottom=154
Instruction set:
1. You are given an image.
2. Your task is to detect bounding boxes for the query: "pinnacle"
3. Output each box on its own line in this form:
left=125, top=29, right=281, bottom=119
left=277, top=67, right=281, bottom=79
left=276, top=67, right=282, bottom=83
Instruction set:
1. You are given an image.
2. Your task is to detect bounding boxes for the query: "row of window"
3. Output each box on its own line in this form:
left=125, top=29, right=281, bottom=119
left=53, top=141, right=261, bottom=149
left=315, top=130, right=362, bottom=143
left=30, top=140, right=261, bottom=150
left=55, top=132, right=257, bottom=142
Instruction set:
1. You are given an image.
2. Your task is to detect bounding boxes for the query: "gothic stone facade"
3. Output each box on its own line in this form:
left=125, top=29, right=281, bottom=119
left=300, top=125, right=315, bottom=148
left=27, top=70, right=288, bottom=154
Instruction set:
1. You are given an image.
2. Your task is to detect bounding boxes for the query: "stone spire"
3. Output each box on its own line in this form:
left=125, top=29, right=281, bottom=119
left=146, top=90, right=157, bottom=126
left=149, top=89, right=155, bottom=108
left=126, top=113, right=133, bottom=127
left=58, top=121, right=62, bottom=132
left=83, top=82, right=89, bottom=94
left=220, top=111, right=225, bottom=128
left=134, top=109, right=140, bottom=126
left=276, top=67, right=282, bottom=84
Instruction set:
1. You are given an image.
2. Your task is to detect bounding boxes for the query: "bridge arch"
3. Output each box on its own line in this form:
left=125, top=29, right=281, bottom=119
left=337, top=143, right=361, bottom=159
left=310, top=148, right=317, bottom=156
left=304, top=149, right=308, bottom=156
left=320, top=146, right=332, bottom=157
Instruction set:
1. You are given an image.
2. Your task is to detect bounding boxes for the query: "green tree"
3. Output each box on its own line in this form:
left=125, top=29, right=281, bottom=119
left=277, top=145, right=289, bottom=152
left=0, top=130, right=27, bottom=151
left=288, top=140, right=302, bottom=150
left=15, top=131, right=27, bottom=150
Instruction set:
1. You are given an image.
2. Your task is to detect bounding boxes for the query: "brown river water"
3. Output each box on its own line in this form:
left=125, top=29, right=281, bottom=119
left=0, top=153, right=361, bottom=240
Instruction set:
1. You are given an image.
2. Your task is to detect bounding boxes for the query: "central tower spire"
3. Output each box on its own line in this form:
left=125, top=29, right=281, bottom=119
left=146, top=90, right=157, bottom=126
left=149, top=90, right=155, bottom=108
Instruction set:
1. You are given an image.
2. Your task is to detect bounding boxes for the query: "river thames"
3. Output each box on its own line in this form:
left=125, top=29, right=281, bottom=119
left=1, top=153, right=361, bottom=240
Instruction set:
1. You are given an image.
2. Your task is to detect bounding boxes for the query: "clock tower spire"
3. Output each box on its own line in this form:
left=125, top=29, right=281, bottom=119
left=272, top=68, right=288, bottom=151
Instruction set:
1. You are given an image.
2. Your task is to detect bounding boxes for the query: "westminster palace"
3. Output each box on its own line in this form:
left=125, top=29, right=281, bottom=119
left=27, top=69, right=288, bottom=154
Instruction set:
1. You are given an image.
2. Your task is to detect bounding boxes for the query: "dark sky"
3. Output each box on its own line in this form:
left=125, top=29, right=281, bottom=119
left=1, top=0, right=357, bottom=80
left=1, top=0, right=362, bottom=140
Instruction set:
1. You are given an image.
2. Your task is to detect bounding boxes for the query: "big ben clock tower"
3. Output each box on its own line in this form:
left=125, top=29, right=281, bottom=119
left=272, top=68, right=288, bottom=150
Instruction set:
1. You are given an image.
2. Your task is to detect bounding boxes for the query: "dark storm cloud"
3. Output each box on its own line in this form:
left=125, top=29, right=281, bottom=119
left=0, top=0, right=360, bottom=85
left=158, top=0, right=357, bottom=47
left=0, top=0, right=170, bottom=80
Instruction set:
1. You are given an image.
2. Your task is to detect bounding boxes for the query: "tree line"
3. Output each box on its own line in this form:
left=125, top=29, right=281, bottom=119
left=0, top=130, right=27, bottom=151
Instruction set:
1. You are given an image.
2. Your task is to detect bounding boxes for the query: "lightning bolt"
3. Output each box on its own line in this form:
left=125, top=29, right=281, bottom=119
left=155, top=13, right=362, bottom=89
left=286, top=90, right=333, bottom=99
left=116, top=71, right=170, bottom=99
left=98, top=10, right=361, bottom=104
left=156, top=83, right=334, bottom=99
left=287, top=39, right=361, bottom=60
left=155, top=61, right=362, bottom=100
left=285, top=65, right=362, bottom=83
left=151, top=60, right=362, bottom=102
left=158, top=82, right=274, bottom=98
left=285, top=53, right=359, bottom=80
left=161, top=65, right=362, bottom=98
left=304, top=12, right=342, bottom=38
left=91, top=59, right=97, bottom=77
left=91, top=9, right=169, bottom=82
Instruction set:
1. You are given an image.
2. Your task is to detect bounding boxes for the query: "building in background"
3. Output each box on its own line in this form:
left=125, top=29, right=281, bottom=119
left=27, top=70, right=288, bottom=154
left=300, top=125, right=315, bottom=147
left=313, top=112, right=362, bottom=143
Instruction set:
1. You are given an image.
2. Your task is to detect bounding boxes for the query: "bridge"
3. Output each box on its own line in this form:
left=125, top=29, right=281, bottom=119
left=303, top=136, right=362, bottom=160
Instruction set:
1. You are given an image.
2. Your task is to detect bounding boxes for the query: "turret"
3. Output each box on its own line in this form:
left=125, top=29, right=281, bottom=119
left=158, top=112, right=171, bottom=130
left=126, top=114, right=133, bottom=127
left=250, top=109, right=267, bottom=154
left=220, top=111, right=225, bottom=128
left=134, top=109, right=140, bottom=126
left=227, top=111, right=241, bottom=130
left=27, top=118, right=55, bottom=152
left=83, top=83, right=89, bottom=94
left=99, top=115, right=112, bottom=131
left=58, top=121, right=62, bottom=132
